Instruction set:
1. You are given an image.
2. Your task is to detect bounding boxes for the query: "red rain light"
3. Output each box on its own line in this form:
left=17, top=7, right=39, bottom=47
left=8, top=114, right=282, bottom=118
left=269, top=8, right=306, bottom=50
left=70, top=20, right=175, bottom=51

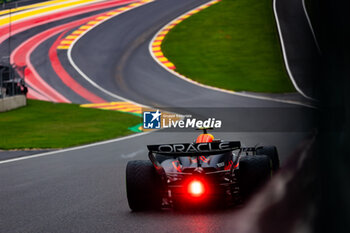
left=188, top=180, right=205, bottom=197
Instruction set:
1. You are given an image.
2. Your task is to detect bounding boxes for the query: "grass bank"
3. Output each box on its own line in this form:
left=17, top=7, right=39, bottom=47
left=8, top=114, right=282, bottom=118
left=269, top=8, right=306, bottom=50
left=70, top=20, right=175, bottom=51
left=162, top=0, right=295, bottom=93
left=0, top=100, right=140, bottom=149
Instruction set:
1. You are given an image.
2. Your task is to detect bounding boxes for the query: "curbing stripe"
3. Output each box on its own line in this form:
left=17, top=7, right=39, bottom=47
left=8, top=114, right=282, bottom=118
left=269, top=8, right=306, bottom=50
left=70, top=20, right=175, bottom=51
left=0, top=0, right=107, bottom=27
left=67, top=0, right=155, bottom=108
left=149, top=0, right=221, bottom=70
left=56, top=0, right=154, bottom=51
left=80, top=101, right=142, bottom=114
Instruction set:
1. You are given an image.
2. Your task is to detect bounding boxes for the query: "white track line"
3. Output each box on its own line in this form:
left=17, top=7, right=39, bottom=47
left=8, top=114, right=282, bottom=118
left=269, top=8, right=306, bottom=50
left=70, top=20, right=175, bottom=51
left=301, top=0, right=321, bottom=53
left=0, top=132, right=151, bottom=165
left=67, top=0, right=154, bottom=108
left=149, top=0, right=316, bottom=108
left=273, top=0, right=317, bottom=101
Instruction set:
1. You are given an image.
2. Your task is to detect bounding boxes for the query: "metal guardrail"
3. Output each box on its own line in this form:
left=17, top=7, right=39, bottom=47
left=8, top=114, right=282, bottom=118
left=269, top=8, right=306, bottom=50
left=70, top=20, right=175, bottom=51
left=1, top=0, right=29, bottom=98
left=1, top=0, right=21, bottom=8
left=0, top=0, right=16, bottom=4
left=1, top=0, right=41, bottom=9
left=0, top=64, right=27, bottom=98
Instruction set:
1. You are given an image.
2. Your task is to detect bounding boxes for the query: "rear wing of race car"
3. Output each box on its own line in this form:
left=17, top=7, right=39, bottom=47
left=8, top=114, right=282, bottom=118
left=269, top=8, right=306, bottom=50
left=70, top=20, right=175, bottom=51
left=147, top=141, right=241, bottom=157
left=147, top=141, right=241, bottom=171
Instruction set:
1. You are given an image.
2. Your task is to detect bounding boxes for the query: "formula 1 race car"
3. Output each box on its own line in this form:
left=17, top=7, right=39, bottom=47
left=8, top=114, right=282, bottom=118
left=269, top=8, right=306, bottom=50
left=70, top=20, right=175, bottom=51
left=126, top=129, right=279, bottom=211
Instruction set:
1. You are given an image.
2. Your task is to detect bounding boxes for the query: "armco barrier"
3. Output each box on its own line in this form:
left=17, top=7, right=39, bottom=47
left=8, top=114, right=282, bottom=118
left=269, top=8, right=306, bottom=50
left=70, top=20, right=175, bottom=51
left=0, top=95, right=26, bottom=112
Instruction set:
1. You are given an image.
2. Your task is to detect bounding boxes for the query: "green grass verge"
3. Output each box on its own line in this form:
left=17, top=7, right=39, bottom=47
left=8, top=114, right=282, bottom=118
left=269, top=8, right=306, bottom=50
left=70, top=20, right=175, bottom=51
left=162, top=0, right=295, bottom=93
left=0, top=100, right=141, bottom=149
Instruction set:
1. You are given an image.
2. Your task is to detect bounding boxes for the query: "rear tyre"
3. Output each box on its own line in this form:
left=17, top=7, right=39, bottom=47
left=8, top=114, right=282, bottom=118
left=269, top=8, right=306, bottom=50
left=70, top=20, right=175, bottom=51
left=126, top=160, right=162, bottom=211
left=239, top=155, right=272, bottom=200
left=256, top=146, right=280, bottom=172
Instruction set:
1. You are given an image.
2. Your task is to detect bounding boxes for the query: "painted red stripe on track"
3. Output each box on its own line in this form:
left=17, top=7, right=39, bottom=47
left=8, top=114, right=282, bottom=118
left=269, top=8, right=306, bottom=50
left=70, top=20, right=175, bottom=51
left=0, top=0, right=136, bottom=44
left=11, top=27, right=78, bottom=102
left=10, top=7, right=117, bottom=102
left=10, top=0, right=139, bottom=102
left=27, top=86, right=50, bottom=101
left=49, top=32, right=106, bottom=103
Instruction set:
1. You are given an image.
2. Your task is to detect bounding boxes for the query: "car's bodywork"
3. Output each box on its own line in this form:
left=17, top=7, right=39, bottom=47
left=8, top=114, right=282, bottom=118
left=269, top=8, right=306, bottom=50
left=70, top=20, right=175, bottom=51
left=126, top=129, right=279, bottom=211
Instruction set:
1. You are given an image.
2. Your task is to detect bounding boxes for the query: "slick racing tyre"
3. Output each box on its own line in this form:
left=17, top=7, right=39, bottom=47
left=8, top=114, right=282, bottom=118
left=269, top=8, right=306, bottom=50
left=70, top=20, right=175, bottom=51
left=239, top=155, right=272, bottom=200
left=256, top=146, right=280, bottom=172
left=126, top=160, right=162, bottom=211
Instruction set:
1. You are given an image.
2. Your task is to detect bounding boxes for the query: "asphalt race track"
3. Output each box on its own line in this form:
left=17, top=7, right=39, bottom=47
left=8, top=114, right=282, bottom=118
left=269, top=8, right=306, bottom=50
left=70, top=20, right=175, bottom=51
left=0, top=0, right=318, bottom=232
left=274, top=0, right=321, bottom=99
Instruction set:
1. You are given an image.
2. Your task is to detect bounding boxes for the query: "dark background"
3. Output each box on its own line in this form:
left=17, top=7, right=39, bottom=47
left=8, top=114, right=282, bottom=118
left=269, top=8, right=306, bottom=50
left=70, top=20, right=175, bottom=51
left=311, top=0, right=350, bottom=232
